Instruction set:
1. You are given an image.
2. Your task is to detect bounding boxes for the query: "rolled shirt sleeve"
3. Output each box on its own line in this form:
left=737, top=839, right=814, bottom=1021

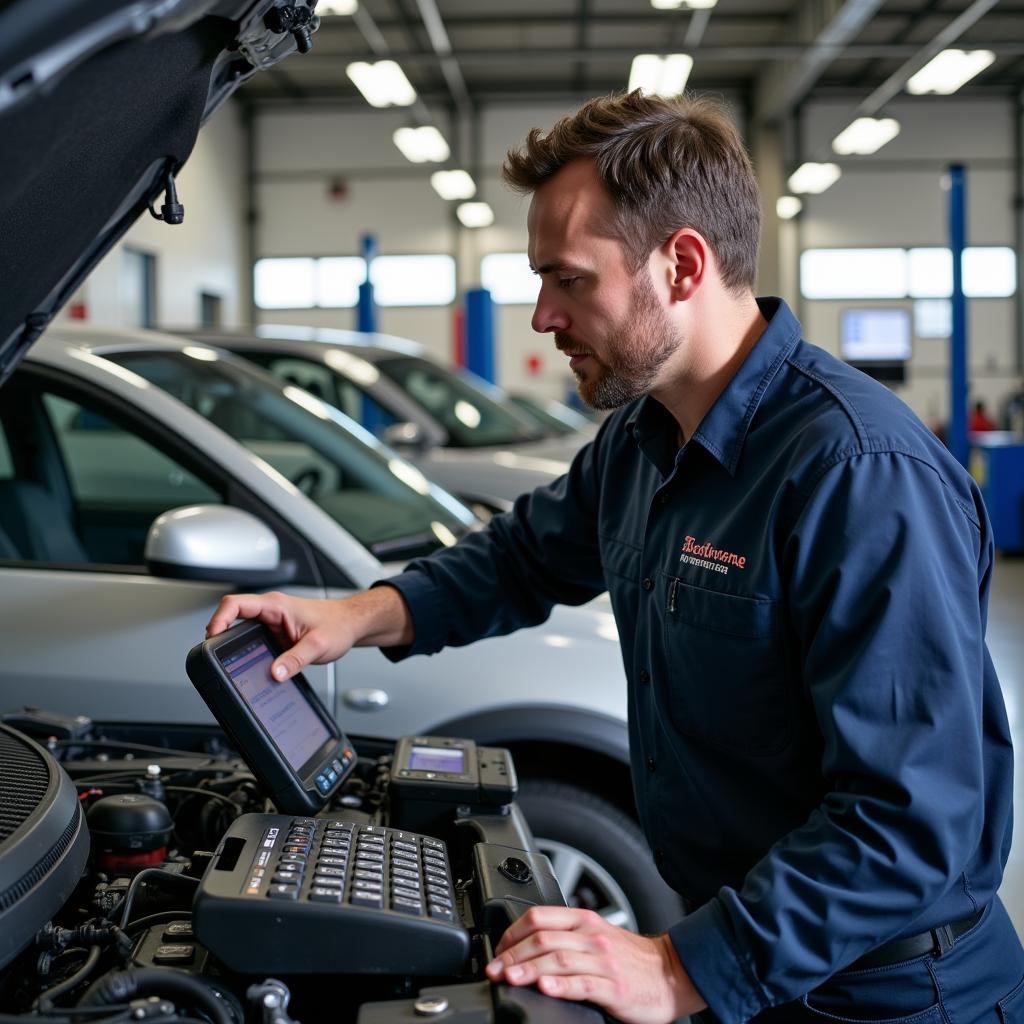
left=670, top=450, right=995, bottom=1019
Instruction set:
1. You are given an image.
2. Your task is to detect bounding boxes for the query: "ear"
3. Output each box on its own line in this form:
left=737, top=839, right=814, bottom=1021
left=663, top=228, right=708, bottom=301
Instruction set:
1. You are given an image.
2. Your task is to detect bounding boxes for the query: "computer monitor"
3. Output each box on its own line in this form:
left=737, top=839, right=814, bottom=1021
left=840, top=308, right=911, bottom=383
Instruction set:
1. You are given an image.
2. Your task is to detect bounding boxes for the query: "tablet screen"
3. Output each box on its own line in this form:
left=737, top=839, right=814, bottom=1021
left=220, top=638, right=330, bottom=773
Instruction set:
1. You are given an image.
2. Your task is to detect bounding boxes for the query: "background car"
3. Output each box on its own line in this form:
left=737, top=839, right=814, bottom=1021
left=186, top=327, right=590, bottom=515
left=0, top=322, right=679, bottom=933
left=507, top=391, right=600, bottom=438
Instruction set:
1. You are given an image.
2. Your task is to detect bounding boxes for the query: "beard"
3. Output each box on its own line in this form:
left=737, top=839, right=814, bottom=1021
left=556, top=272, right=681, bottom=410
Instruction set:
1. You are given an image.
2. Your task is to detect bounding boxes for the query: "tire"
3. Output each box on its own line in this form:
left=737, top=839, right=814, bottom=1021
left=517, top=779, right=686, bottom=935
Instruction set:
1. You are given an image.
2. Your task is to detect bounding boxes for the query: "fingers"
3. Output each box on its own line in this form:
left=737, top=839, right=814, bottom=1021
left=488, top=947, right=603, bottom=985
left=536, top=973, right=617, bottom=1004
left=494, top=906, right=596, bottom=955
left=206, top=593, right=289, bottom=638
left=270, top=630, right=330, bottom=682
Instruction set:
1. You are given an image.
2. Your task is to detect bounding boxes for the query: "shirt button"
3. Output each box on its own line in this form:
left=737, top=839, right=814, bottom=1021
left=654, top=847, right=665, bottom=866
left=646, top=757, right=656, bottom=773
left=657, top=493, right=668, bottom=507
left=638, top=669, right=650, bottom=684
left=642, top=577, right=653, bottom=591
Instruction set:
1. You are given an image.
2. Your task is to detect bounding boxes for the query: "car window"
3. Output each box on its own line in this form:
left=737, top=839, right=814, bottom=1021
left=375, top=356, right=543, bottom=448
left=45, top=394, right=220, bottom=508
left=0, top=380, right=224, bottom=567
left=108, top=350, right=475, bottom=560
left=244, top=352, right=401, bottom=441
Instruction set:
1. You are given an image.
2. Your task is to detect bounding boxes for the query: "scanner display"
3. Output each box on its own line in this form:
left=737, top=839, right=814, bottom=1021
left=221, top=639, right=329, bottom=772
left=407, top=746, right=466, bottom=773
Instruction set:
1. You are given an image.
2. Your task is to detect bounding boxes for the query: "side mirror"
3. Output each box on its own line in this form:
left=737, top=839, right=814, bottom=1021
left=382, top=421, right=426, bottom=449
left=145, top=505, right=297, bottom=586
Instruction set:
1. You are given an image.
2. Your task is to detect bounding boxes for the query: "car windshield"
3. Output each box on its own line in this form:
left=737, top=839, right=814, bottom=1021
left=108, top=350, right=475, bottom=560
left=507, top=394, right=591, bottom=436
left=374, top=355, right=546, bottom=448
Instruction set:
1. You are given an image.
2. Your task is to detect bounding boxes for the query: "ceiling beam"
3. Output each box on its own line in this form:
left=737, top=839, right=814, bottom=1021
left=286, top=41, right=1024, bottom=70
left=858, top=0, right=1002, bottom=116
left=412, top=0, right=473, bottom=119
left=754, top=0, right=887, bottom=123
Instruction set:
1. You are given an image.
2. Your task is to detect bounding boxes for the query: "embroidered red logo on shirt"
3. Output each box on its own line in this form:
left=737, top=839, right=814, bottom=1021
left=679, top=535, right=747, bottom=574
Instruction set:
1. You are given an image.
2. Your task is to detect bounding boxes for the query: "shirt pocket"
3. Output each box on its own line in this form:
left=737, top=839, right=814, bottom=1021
left=660, top=573, right=792, bottom=756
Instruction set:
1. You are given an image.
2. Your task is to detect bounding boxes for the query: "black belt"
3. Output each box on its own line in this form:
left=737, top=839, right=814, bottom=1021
left=844, top=907, right=985, bottom=973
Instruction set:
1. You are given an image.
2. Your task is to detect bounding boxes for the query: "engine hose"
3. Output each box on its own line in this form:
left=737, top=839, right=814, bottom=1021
left=77, top=968, right=233, bottom=1024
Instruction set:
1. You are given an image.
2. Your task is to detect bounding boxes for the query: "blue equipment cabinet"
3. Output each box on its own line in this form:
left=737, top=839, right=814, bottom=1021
left=970, top=434, right=1024, bottom=553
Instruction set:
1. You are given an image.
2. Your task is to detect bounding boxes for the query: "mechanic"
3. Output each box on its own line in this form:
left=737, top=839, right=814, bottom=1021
left=208, top=92, right=1024, bottom=1023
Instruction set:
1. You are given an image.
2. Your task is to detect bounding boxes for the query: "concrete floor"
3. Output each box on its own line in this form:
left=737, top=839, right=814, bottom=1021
left=991, top=555, right=1024, bottom=937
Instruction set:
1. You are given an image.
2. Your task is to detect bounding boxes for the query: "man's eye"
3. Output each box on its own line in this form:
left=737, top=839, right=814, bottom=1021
left=558, top=277, right=580, bottom=289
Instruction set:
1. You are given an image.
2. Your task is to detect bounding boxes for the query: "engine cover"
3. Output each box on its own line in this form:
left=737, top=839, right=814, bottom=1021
left=0, top=723, right=90, bottom=968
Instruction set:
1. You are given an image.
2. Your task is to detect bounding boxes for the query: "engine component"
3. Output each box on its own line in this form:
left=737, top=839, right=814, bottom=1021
left=0, top=724, right=90, bottom=969
left=85, top=793, right=173, bottom=872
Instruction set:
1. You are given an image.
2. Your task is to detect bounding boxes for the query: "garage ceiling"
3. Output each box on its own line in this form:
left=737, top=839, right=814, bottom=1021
left=241, top=0, right=1024, bottom=120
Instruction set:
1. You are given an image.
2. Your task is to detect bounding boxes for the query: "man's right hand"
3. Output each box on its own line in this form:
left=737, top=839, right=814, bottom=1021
left=206, top=586, right=414, bottom=682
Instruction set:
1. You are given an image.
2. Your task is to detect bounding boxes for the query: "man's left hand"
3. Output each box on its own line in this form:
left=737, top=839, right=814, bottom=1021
left=485, top=906, right=707, bottom=1023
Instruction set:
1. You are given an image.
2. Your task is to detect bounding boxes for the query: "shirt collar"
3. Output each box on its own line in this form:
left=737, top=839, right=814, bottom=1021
left=626, top=296, right=802, bottom=477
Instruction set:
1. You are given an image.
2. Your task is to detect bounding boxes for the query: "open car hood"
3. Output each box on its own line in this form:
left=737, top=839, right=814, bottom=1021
left=0, top=0, right=318, bottom=388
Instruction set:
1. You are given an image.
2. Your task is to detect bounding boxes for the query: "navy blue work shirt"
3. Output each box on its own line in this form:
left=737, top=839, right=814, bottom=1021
left=379, top=297, right=1014, bottom=1021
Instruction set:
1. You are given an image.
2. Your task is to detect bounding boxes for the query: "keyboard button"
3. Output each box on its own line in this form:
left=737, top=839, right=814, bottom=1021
left=322, top=838, right=349, bottom=849
left=422, top=837, right=443, bottom=850
left=353, top=879, right=383, bottom=892
left=282, top=844, right=309, bottom=855
left=350, top=891, right=384, bottom=909
left=423, top=852, right=446, bottom=866
left=355, top=852, right=383, bottom=863
left=279, top=853, right=306, bottom=866
left=427, top=894, right=453, bottom=909
left=391, top=866, right=419, bottom=881
left=428, top=905, right=455, bottom=921
left=392, top=840, right=417, bottom=853
left=309, top=887, right=342, bottom=903
left=267, top=884, right=298, bottom=900
left=392, top=897, right=423, bottom=915
left=272, top=872, right=302, bottom=885
left=393, top=886, right=421, bottom=902
left=292, top=818, right=317, bottom=827
left=315, top=865, right=346, bottom=877
left=424, top=865, right=447, bottom=879
left=317, top=856, right=347, bottom=868
left=354, top=868, right=383, bottom=881
left=312, top=875, right=344, bottom=888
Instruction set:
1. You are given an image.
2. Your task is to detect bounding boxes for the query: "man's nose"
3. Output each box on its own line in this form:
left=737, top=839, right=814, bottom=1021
left=532, top=287, right=570, bottom=335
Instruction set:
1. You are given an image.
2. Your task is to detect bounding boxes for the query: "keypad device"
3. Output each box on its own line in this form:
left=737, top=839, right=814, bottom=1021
left=194, top=813, right=470, bottom=975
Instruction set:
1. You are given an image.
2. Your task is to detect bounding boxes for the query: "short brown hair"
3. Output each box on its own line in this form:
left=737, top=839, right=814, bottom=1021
left=502, top=91, right=761, bottom=291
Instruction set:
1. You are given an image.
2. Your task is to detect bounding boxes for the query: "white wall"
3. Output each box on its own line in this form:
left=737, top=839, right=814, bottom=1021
left=252, top=96, right=754, bottom=402
left=794, top=96, right=1020, bottom=426
left=65, top=100, right=248, bottom=331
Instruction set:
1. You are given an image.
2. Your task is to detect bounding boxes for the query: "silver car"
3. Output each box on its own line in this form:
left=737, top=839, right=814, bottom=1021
left=189, top=327, right=590, bottom=514
left=0, top=323, right=678, bottom=932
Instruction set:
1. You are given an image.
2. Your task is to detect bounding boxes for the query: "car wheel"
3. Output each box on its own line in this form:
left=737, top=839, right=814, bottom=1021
left=517, top=779, right=685, bottom=934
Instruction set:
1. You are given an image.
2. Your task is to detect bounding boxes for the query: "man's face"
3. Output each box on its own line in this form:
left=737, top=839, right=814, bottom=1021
left=527, top=159, right=681, bottom=410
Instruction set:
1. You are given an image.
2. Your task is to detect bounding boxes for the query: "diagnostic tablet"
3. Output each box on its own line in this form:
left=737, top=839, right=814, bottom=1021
left=186, top=620, right=356, bottom=814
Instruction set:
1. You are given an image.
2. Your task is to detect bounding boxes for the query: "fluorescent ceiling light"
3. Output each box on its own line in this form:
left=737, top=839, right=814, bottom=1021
left=431, top=169, right=476, bottom=200
left=831, top=116, right=900, bottom=156
left=457, top=202, right=494, bottom=228
left=628, top=53, right=693, bottom=97
left=776, top=196, right=802, bottom=220
left=906, top=49, right=995, bottom=95
left=318, top=0, right=357, bottom=14
left=393, top=126, right=450, bottom=163
left=651, top=0, right=716, bottom=7
left=788, top=162, right=841, bottom=195
left=345, top=60, right=416, bottom=107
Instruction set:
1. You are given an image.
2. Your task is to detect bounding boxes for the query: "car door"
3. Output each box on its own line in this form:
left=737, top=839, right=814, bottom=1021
left=0, top=364, right=332, bottom=724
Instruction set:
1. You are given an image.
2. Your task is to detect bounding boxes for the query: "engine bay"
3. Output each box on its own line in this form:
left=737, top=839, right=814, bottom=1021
left=0, top=709, right=601, bottom=1023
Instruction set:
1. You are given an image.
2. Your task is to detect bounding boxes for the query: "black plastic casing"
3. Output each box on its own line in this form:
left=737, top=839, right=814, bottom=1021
left=185, top=621, right=355, bottom=814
